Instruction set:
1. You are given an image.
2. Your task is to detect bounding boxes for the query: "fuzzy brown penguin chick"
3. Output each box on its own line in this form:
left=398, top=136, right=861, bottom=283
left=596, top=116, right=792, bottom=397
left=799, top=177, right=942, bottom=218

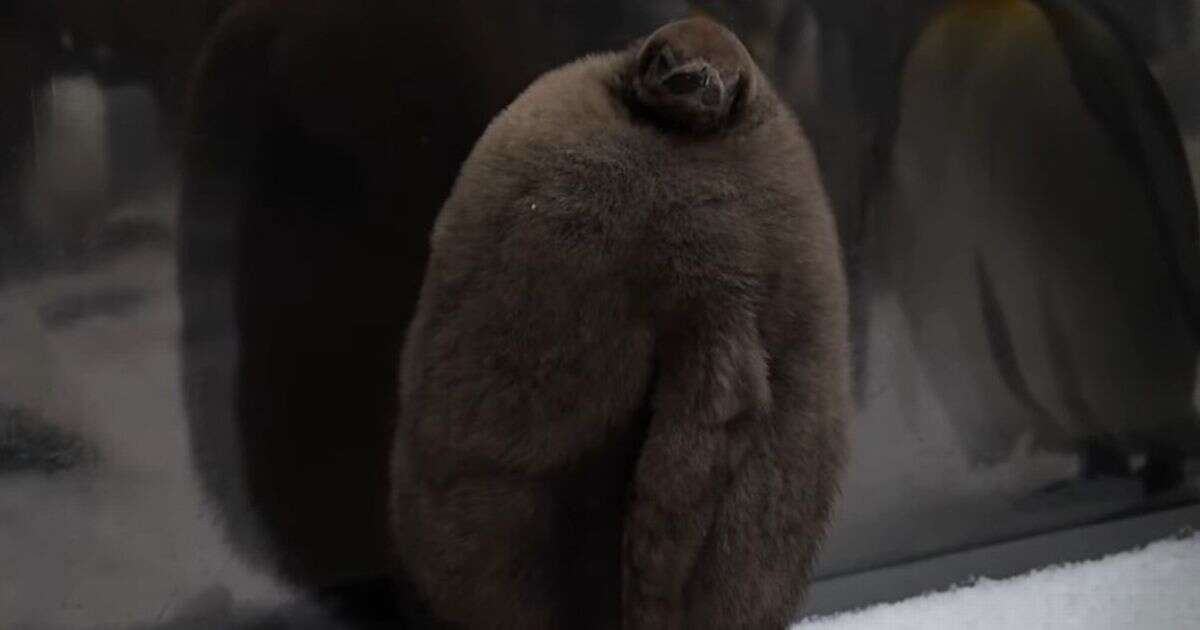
left=392, top=16, right=849, bottom=630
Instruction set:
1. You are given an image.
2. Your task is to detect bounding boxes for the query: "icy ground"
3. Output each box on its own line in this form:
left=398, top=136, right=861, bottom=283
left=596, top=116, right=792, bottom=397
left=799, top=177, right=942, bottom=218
left=796, top=534, right=1200, bottom=629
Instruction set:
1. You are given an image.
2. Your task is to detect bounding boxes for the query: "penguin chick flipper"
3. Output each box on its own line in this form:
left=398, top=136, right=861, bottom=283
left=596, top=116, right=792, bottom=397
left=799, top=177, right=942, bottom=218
left=621, top=310, right=771, bottom=630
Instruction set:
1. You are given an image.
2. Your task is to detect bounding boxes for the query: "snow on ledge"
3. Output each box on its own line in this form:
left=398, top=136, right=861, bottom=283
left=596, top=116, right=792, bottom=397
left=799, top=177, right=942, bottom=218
left=795, top=533, right=1200, bottom=630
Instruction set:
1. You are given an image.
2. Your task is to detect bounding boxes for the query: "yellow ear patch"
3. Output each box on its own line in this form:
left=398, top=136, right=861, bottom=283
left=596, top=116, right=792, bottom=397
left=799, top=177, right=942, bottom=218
left=942, top=0, right=1044, bottom=23
left=925, top=0, right=1052, bottom=50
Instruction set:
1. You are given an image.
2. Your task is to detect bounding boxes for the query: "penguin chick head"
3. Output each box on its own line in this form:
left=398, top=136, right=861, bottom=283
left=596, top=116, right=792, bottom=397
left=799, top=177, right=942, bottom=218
left=631, top=17, right=756, bottom=134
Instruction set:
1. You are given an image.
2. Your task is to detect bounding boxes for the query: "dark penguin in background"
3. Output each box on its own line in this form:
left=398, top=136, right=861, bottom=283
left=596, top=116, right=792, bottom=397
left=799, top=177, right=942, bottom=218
left=392, top=17, right=849, bottom=630
left=178, top=0, right=685, bottom=624
left=886, top=0, right=1200, bottom=493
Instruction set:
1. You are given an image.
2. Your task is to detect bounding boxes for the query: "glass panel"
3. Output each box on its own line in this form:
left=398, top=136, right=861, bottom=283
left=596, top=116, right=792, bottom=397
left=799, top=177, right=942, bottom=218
left=1, top=1, right=1196, bottom=626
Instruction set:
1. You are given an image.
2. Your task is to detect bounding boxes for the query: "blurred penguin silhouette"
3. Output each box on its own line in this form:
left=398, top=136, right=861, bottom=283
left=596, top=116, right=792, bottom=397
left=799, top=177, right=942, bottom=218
left=887, top=0, right=1200, bottom=494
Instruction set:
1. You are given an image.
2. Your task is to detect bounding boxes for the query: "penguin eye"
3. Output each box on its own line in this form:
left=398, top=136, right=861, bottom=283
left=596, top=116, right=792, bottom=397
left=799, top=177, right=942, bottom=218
left=655, top=45, right=677, bottom=75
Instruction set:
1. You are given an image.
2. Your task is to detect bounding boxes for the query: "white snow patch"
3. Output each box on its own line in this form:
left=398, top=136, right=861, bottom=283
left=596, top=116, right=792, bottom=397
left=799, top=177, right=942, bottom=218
left=796, top=533, right=1200, bottom=630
